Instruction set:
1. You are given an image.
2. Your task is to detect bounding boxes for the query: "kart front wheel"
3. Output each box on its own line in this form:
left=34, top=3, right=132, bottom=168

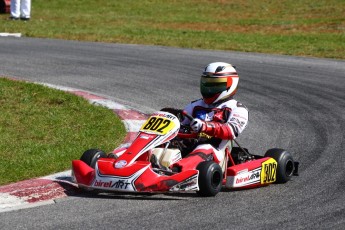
left=80, top=149, right=107, bottom=169
left=196, top=161, right=222, bottom=197
left=264, top=148, right=294, bottom=183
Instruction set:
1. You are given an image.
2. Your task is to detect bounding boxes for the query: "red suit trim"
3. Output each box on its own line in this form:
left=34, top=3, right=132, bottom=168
left=201, top=121, right=234, bottom=140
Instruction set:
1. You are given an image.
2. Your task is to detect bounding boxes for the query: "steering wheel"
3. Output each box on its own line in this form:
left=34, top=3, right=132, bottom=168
left=177, top=111, right=198, bottom=139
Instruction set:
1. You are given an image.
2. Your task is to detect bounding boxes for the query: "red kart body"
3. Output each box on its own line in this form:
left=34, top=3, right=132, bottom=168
left=72, top=111, right=298, bottom=196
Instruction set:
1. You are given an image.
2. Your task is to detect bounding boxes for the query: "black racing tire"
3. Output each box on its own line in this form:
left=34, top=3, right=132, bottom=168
left=80, top=149, right=107, bottom=169
left=264, top=148, right=294, bottom=183
left=196, top=161, right=223, bottom=197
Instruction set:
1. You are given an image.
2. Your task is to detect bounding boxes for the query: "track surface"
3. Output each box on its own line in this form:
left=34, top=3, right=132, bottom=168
left=0, top=38, right=344, bottom=229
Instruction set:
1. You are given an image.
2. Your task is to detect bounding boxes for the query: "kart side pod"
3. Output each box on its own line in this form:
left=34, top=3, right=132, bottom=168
left=226, top=157, right=278, bottom=189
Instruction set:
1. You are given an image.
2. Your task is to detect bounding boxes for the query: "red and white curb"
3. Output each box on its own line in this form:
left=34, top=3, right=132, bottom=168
left=0, top=82, right=147, bottom=213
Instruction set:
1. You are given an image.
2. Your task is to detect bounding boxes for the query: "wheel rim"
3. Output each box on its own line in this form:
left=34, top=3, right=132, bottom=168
left=285, top=160, right=294, bottom=177
left=211, top=170, right=222, bottom=188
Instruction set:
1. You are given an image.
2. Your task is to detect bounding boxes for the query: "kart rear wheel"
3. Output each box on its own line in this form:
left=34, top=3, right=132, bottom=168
left=196, top=161, right=222, bottom=197
left=80, top=149, right=107, bottom=169
left=264, top=148, right=294, bottom=183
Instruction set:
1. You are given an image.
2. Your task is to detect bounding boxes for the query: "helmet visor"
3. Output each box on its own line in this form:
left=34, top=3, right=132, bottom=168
left=200, top=75, right=228, bottom=98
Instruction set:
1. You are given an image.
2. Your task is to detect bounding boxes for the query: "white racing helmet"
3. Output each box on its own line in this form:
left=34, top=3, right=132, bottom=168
left=200, top=62, right=239, bottom=104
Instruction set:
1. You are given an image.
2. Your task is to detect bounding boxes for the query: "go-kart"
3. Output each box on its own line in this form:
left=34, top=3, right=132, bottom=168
left=72, top=110, right=299, bottom=196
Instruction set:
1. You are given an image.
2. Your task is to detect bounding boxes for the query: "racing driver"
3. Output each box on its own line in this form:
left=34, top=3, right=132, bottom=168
left=180, top=62, right=249, bottom=164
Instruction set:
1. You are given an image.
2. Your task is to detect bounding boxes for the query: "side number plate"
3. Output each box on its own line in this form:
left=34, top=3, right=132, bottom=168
left=260, top=158, right=277, bottom=184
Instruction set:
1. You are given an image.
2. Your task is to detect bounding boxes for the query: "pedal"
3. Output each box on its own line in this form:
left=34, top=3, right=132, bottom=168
left=150, top=154, right=162, bottom=169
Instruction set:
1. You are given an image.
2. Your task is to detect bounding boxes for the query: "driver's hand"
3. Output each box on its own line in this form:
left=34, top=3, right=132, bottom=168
left=190, top=118, right=204, bottom=133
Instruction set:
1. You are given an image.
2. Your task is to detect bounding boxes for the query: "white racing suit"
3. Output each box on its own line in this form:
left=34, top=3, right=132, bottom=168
left=176, top=97, right=249, bottom=170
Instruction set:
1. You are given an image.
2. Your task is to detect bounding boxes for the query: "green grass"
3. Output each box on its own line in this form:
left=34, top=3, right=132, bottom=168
left=0, top=0, right=344, bottom=59
left=0, top=78, right=126, bottom=185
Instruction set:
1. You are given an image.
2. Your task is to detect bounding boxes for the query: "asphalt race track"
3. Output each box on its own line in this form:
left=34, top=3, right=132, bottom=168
left=0, top=37, right=344, bottom=229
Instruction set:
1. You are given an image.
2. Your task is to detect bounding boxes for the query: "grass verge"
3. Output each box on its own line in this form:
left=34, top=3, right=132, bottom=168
left=0, top=0, right=344, bottom=59
left=0, top=78, right=126, bottom=185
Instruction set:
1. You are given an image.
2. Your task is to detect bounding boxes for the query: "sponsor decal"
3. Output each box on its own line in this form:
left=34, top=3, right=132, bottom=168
left=93, top=165, right=150, bottom=191
left=115, top=160, right=127, bottom=168
left=233, top=113, right=247, bottom=120
left=261, top=158, right=277, bottom=184
left=226, top=168, right=261, bottom=188
left=195, top=110, right=214, bottom=121
left=235, top=170, right=260, bottom=185
left=94, top=179, right=131, bottom=189
left=151, top=112, right=176, bottom=120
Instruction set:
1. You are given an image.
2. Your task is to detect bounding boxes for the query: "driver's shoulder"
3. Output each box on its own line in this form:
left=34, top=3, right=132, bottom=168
left=218, top=98, right=247, bottom=110
left=190, top=98, right=204, bottom=105
left=217, top=98, right=238, bottom=108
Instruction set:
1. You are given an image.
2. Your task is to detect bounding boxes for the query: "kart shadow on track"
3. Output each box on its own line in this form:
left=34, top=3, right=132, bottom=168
left=71, top=190, right=194, bottom=201
left=76, top=192, right=188, bottom=201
